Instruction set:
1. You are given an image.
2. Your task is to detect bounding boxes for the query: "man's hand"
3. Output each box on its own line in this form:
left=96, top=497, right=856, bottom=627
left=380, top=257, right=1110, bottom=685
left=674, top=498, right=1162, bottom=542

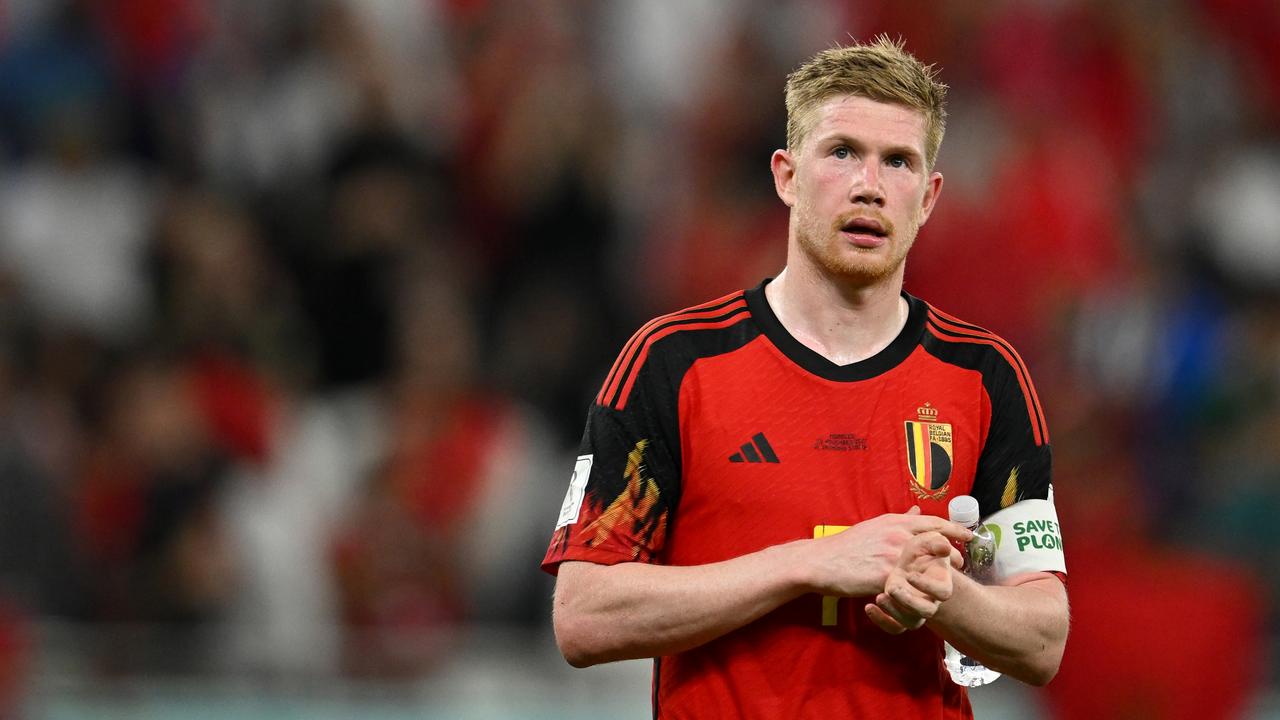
left=865, top=530, right=964, bottom=633
left=807, top=507, right=971, bottom=599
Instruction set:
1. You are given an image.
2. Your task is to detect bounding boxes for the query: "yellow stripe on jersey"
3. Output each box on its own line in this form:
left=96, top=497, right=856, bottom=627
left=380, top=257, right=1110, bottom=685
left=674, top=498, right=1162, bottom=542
left=910, top=423, right=929, bottom=489
left=814, top=525, right=851, bottom=626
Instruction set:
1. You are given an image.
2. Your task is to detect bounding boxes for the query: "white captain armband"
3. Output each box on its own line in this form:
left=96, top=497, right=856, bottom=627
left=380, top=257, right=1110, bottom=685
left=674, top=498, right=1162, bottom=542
left=982, top=498, right=1066, bottom=579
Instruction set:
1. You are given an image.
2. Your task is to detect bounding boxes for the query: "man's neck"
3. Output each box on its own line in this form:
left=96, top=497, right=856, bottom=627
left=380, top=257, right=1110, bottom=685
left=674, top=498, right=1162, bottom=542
left=764, top=265, right=908, bottom=366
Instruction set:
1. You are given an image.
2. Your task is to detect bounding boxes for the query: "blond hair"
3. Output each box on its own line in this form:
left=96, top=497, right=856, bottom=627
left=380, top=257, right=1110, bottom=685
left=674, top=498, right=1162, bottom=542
left=784, top=36, right=947, bottom=167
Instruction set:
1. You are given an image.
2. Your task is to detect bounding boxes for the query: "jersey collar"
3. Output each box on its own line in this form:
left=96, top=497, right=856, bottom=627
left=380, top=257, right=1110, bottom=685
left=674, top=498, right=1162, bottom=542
left=745, top=278, right=926, bottom=381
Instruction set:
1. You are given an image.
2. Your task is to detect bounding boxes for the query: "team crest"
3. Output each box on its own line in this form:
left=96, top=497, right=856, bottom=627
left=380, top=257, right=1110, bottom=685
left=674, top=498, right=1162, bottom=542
left=904, top=403, right=953, bottom=500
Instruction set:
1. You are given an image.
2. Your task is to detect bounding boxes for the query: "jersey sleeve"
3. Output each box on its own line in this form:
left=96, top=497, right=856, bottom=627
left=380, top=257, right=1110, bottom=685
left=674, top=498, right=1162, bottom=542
left=968, top=345, right=1053, bottom=521
left=541, top=340, right=682, bottom=575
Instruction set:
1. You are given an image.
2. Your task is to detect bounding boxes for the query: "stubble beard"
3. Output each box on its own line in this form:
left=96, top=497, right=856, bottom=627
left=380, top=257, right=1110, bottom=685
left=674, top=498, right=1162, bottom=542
left=794, top=206, right=918, bottom=286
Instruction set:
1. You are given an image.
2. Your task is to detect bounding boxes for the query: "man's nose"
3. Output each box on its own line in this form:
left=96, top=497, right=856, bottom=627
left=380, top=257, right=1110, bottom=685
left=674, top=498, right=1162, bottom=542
left=850, top=162, right=886, bottom=207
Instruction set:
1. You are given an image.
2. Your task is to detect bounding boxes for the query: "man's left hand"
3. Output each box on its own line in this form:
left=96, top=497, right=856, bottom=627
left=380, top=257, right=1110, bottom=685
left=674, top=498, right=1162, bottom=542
left=865, top=531, right=962, bottom=634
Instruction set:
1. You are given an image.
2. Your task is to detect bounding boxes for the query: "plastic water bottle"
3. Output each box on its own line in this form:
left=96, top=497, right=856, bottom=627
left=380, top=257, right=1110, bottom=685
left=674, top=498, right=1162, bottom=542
left=943, top=495, right=1002, bottom=687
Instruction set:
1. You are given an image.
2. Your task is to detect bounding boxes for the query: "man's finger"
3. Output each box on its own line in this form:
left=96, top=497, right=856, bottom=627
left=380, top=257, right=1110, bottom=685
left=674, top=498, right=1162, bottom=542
left=905, top=505, right=922, bottom=516
left=865, top=603, right=908, bottom=634
left=885, top=584, right=940, bottom=620
left=905, top=569, right=953, bottom=601
left=873, top=593, right=918, bottom=629
left=916, top=532, right=957, bottom=558
left=905, top=516, right=973, bottom=542
left=900, top=532, right=955, bottom=566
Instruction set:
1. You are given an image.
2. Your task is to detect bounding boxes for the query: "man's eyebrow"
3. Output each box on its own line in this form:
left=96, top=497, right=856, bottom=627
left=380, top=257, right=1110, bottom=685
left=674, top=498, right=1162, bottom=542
left=816, top=133, right=861, bottom=148
left=882, top=145, right=924, bottom=162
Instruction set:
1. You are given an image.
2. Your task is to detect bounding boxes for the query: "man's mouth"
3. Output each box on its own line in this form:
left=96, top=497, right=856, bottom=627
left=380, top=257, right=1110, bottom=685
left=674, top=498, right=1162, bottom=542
left=838, top=217, right=891, bottom=248
left=840, top=218, right=888, bottom=237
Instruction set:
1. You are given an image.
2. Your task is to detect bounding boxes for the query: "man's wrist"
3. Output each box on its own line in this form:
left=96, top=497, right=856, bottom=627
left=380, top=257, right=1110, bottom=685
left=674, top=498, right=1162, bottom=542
left=931, top=567, right=978, bottom=627
left=772, top=538, right=821, bottom=595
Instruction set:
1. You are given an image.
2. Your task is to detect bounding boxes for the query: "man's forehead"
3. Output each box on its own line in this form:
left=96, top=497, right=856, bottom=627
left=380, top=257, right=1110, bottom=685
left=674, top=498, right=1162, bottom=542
left=808, top=94, right=928, bottom=147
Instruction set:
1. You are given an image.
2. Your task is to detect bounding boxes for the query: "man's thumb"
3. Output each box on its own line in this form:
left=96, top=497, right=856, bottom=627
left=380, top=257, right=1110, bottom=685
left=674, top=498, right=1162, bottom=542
left=906, top=505, right=922, bottom=515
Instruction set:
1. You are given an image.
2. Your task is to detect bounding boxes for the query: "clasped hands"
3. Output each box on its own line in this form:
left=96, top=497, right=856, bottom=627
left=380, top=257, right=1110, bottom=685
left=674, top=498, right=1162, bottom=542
left=864, top=506, right=967, bottom=635
left=808, top=505, right=972, bottom=634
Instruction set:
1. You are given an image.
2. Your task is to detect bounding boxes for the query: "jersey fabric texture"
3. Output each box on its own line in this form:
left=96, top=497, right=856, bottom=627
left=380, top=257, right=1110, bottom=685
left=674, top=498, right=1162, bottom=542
left=543, top=279, right=1057, bottom=720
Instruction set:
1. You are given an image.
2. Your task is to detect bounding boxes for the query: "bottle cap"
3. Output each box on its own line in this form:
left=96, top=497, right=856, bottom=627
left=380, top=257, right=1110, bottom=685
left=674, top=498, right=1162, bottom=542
left=947, top=495, right=980, bottom=526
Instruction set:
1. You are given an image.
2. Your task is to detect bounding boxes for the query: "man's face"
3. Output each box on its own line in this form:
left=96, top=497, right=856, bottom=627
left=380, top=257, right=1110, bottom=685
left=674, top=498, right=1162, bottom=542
left=772, top=94, right=943, bottom=286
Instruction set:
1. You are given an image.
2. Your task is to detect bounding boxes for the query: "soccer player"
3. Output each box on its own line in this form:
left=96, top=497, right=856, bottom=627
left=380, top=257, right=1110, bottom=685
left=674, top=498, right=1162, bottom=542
left=543, top=37, right=1069, bottom=718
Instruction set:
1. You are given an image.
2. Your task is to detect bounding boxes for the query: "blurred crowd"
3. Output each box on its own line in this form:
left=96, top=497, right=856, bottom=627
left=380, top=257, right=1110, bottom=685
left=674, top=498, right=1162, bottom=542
left=0, top=0, right=1279, bottom=714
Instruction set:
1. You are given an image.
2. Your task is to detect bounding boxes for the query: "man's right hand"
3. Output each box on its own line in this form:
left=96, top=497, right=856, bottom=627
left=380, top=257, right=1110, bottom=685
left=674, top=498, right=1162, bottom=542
left=803, top=506, right=971, bottom=598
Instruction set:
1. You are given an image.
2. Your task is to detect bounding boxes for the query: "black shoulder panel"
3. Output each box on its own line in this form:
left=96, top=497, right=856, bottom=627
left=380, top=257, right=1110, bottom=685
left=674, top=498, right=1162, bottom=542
left=920, top=306, right=1052, bottom=520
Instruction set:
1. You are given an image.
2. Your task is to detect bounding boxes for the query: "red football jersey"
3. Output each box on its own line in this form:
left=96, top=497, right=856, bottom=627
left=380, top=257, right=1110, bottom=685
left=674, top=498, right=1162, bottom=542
left=544, top=280, right=1055, bottom=719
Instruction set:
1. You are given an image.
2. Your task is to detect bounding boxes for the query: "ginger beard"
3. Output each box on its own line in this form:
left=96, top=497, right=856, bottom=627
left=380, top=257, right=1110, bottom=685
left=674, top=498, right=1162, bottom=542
left=792, top=196, right=920, bottom=285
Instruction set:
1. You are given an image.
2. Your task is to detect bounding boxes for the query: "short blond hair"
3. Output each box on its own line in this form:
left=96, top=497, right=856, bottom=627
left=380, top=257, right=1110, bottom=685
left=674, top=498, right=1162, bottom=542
left=785, top=36, right=947, bottom=167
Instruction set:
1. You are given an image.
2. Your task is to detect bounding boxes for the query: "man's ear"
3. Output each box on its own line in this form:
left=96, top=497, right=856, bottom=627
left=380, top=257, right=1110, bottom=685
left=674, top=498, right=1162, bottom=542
left=917, top=171, right=944, bottom=227
left=771, top=149, right=797, bottom=207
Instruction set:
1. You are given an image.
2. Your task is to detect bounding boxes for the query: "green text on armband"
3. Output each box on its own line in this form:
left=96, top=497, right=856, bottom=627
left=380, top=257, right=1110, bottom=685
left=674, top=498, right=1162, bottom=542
left=984, top=499, right=1066, bottom=578
left=1011, top=519, right=1061, bottom=551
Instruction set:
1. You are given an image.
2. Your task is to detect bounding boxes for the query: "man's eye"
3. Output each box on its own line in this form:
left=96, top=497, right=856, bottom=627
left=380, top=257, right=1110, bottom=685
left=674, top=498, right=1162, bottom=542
left=887, top=156, right=908, bottom=169
left=833, top=147, right=850, bottom=159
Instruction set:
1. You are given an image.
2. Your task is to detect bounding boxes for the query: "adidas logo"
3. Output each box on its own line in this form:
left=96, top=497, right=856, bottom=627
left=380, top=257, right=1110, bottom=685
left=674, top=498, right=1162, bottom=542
left=729, top=433, right=779, bottom=464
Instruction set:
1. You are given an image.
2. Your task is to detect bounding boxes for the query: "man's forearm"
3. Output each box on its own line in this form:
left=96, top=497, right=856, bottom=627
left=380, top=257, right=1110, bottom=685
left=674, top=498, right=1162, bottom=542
left=552, top=509, right=974, bottom=667
left=553, top=542, right=814, bottom=667
left=927, top=573, right=1069, bottom=686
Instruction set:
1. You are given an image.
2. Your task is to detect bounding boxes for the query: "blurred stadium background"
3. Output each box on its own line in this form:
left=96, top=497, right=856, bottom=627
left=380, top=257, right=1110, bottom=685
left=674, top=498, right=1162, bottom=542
left=0, top=0, right=1278, bottom=717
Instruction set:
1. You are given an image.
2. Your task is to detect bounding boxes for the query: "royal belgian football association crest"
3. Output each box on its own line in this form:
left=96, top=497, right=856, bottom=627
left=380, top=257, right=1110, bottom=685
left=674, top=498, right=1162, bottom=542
left=904, top=403, right=953, bottom=500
